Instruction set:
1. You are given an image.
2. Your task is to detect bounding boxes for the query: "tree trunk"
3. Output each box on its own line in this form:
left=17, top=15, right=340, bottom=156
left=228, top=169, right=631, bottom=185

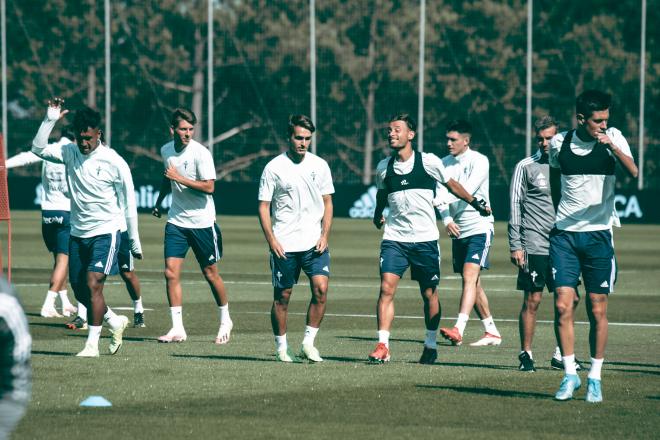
left=87, top=65, right=96, bottom=109
left=192, top=27, right=205, bottom=142
left=362, top=11, right=378, bottom=185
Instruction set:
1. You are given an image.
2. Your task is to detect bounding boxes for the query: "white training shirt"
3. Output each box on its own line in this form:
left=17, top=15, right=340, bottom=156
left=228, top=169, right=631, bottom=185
left=5, top=140, right=72, bottom=211
left=549, top=128, right=632, bottom=232
left=31, top=110, right=139, bottom=239
left=161, top=139, right=217, bottom=229
left=434, top=148, right=494, bottom=238
left=375, top=152, right=448, bottom=243
left=258, top=152, right=334, bottom=252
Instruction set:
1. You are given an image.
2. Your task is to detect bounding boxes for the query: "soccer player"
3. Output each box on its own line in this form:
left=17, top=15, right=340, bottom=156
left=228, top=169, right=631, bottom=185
left=436, top=120, right=502, bottom=347
left=509, top=116, right=583, bottom=372
left=152, top=108, right=232, bottom=344
left=5, top=132, right=77, bottom=319
left=0, top=278, right=31, bottom=440
left=549, top=90, right=638, bottom=402
left=258, top=115, right=334, bottom=363
left=31, top=99, right=141, bottom=357
left=368, top=114, right=491, bottom=364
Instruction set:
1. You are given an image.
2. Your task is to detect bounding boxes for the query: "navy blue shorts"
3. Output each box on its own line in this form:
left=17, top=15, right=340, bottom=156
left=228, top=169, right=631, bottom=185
left=550, top=228, right=616, bottom=294
left=69, top=231, right=121, bottom=285
left=164, top=222, right=223, bottom=268
left=452, top=231, right=493, bottom=273
left=516, top=254, right=555, bottom=293
left=270, top=247, right=330, bottom=289
left=380, top=240, right=440, bottom=288
left=118, top=231, right=134, bottom=272
left=41, top=210, right=70, bottom=255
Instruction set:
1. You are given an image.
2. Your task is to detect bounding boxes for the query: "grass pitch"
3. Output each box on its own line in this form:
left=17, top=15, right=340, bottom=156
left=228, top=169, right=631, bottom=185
left=6, top=211, right=660, bottom=439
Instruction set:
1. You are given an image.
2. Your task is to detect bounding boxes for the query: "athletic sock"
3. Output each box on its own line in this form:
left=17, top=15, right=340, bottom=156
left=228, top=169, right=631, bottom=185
left=455, top=313, right=469, bottom=336
left=377, top=330, right=390, bottom=348
left=103, top=307, right=123, bottom=329
left=217, top=304, right=231, bottom=325
left=588, top=358, right=604, bottom=380
left=86, top=325, right=102, bottom=347
left=302, top=326, right=319, bottom=346
left=481, top=316, right=501, bottom=337
left=563, top=354, right=577, bottom=375
left=77, top=302, right=88, bottom=321
left=424, top=329, right=437, bottom=349
left=43, top=290, right=58, bottom=309
left=58, top=290, right=73, bottom=308
left=275, top=334, right=287, bottom=351
left=170, top=306, right=184, bottom=332
left=133, top=298, right=144, bottom=314
left=520, top=350, right=533, bottom=359
left=553, top=346, right=562, bottom=360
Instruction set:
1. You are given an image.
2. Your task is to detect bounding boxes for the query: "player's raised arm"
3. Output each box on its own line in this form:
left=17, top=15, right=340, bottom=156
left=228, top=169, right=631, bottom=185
left=31, top=98, right=69, bottom=163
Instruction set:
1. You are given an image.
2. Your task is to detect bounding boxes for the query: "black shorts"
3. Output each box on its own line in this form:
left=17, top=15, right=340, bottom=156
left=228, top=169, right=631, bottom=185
left=516, top=254, right=554, bottom=293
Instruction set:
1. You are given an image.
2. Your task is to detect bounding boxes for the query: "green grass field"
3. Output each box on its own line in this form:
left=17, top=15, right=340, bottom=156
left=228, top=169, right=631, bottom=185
left=6, top=211, right=660, bottom=439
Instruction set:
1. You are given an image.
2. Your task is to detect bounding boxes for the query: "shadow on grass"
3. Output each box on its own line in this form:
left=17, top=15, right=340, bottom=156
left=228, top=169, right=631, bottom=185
left=648, top=395, right=660, bottom=401
left=320, top=355, right=371, bottom=363
left=416, top=384, right=548, bottom=399
left=607, top=360, right=660, bottom=369
left=436, top=361, right=517, bottom=371
left=171, top=353, right=277, bottom=363
left=335, top=335, right=421, bottom=344
left=31, top=350, right=72, bottom=357
left=29, top=322, right=69, bottom=329
left=609, top=368, right=660, bottom=376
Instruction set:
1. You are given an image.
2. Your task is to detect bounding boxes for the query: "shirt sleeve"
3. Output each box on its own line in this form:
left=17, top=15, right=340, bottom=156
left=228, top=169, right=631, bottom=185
left=508, top=159, right=527, bottom=251
left=421, top=153, right=449, bottom=184
left=548, top=132, right=564, bottom=169
left=197, top=148, right=217, bottom=181
left=460, top=154, right=489, bottom=195
left=374, top=159, right=388, bottom=190
left=318, top=161, right=335, bottom=196
left=258, top=166, right=275, bottom=202
left=31, top=109, right=65, bottom=164
left=5, top=151, right=42, bottom=169
left=607, top=127, right=633, bottom=159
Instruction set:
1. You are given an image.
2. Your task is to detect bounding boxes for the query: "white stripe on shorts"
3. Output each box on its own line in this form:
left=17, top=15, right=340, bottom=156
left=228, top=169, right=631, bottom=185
left=104, top=232, right=118, bottom=275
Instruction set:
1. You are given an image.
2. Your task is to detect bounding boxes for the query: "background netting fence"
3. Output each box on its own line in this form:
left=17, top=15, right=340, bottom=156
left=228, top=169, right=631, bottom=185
left=2, top=0, right=657, bottom=189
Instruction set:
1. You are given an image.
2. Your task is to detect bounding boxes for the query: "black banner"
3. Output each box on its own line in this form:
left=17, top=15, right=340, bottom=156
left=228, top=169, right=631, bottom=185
left=7, top=177, right=658, bottom=224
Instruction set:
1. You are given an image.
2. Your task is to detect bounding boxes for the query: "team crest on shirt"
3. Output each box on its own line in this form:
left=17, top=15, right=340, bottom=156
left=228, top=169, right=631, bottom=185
left=96, top=166, right=102, bottom=176
left=310, top=171, right=316, bottom=181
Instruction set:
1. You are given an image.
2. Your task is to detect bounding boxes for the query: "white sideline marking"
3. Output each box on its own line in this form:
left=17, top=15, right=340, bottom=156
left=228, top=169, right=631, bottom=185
left=238, top=311, right=660, bottom=328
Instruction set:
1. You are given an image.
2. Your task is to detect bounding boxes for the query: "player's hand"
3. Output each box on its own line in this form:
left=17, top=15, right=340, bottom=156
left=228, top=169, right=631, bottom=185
left=47, top=98, right=69, bottom=120
left=445, top=222, right=460, bottom=238
left=596, top=132, right=615, bottom=150
left=510, top=249, right=525, bottom=269
left=164, top=165, right=181, bottom=183
left=129, top=239, right=143, bottom=259
left=315, top=236, right=328, bottom=254
left=152, top=206, right=162, bottom=218
left=373, top=214, right=385, bottom=229
left=131, top=251, right=143, bottom=260
left=469, top=198, right=491, bottom=217
left=269, top=239, right=286, bottom=259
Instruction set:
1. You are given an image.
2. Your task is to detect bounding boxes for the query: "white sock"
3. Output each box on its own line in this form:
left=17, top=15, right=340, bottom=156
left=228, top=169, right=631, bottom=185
left=86, top=325, right=102, bottom=347
left=170, top=306, right=184, bottom=331
left=77, top=302, right=88, bottom=321
left=455, top=313, right=469, bottom=336
left=302, top=326, right=319, bottom=346
left=520, top=350, right=533, bottom=359
left=59, top=290, right=73, bottom=307
left=553, top=346, right=562, bottom=360
left=275, top=334, right=287, bottom=351
left=378, top=330, right=390, bottom=347
left=563, top=354, right=577, bottom=375
left=481, top=316, right=500, bottom=337
left=103, top=307, right=122, bottom=329
left=218, top=304, right=231, bottom=325
left=424, top=329, right=437, bottom=348
left=133, top=298, right=144, bottom=314
left=43, top=290, right=58, bottom=308
left=588, top=358, right=604, bottom=380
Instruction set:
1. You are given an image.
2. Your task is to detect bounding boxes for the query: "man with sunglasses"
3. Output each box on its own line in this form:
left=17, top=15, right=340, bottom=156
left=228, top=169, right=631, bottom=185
left=258, top=114, right=334, bottom=363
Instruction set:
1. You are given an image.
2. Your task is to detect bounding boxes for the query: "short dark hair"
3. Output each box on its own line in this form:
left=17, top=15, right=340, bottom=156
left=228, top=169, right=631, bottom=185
left=534, top=115, right=558, bottom=134
left=576, top=90, right=611, bottom=118
left=72, top=107, right=102, bottom=133
left=388, top=114, right=416, bottom=132
left=446, top=119, right=472, bottom=135
left=287, top=114, right=315, bottom=137
left=61, top=126, right=76, bottom=141
left=170, top=108, right=197, bottom=128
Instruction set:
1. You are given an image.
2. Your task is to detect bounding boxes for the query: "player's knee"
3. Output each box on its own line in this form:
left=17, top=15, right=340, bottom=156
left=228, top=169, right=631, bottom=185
left=164, top=267, right=179, bottom=283
left=275, top=289, right=292, bottom=305
left=525, top=295, right=541, bottom=312
left=311, top=288, right=327, bottom=305
left=379, top=281, right=396, bottom=298
left=201, top=265, right=219, bottom=281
